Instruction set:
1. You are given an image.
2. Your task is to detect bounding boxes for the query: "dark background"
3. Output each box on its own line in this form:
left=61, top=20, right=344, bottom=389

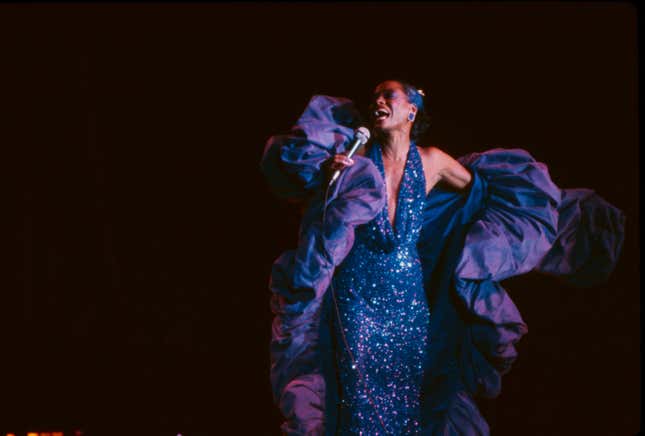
left=5, top=3, right=639, bottom=435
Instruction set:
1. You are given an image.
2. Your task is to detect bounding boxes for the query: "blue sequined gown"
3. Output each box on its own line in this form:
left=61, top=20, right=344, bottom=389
left=332, top=142, right=429, bottom=435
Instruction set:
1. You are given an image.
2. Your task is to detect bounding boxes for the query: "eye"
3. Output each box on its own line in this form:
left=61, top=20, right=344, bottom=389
left=373, top=90, right=397, bottom=101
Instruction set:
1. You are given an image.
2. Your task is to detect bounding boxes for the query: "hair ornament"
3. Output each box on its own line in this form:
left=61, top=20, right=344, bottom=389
left=417, top=88, right=426, bottom=97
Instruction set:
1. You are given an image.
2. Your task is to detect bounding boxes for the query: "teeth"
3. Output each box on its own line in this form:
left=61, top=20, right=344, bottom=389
left=375, top=109, right=389, bottom=117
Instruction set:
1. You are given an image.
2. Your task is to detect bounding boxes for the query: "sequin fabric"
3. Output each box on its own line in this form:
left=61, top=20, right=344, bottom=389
left=332, top=143, right=429, bottom=435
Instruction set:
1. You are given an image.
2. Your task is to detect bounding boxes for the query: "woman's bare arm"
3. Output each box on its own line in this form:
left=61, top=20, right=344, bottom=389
left=419, top=146, right=472, bottom=193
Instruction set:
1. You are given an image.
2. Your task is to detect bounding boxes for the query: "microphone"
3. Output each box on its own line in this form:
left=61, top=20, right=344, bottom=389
left=328, top=126, right=370, bottom=187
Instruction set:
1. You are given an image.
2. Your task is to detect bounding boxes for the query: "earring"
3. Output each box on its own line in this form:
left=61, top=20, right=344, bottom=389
left=408, top=113, right=415, bottom=121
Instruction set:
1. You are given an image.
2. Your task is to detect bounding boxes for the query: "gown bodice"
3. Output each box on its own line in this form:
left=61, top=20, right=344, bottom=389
left=356, top=142, right=427, bottom=252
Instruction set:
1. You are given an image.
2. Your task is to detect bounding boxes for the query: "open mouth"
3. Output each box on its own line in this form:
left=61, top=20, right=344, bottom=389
left=374, top=108, right=390, bottom=121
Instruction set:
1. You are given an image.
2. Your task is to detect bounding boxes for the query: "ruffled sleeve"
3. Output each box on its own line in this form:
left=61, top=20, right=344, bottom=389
left=447, top=148, right=624, bottom=400
left=534, top=188, right=625, bottom=287
left=450, top=148, right=561, bottom=399
left=260, top=95, right=362, bottom=200
left=455, top=148, right=561, bottom=282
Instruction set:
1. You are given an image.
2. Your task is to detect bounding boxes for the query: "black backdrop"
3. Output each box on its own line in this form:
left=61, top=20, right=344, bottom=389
left=6, top=3, right=640, bottom=436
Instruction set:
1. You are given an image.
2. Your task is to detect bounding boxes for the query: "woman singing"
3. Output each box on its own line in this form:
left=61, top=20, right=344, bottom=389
left=261, top=79, right=624, bottom=435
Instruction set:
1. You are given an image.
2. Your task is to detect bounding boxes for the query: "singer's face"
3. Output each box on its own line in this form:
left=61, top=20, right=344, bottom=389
left=370, top=81, right=416, bottom=134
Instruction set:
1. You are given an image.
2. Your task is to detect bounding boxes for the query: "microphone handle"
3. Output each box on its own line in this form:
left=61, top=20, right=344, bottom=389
left=328, top=137, right=364, bottom=186
left=345, top=137, right=364, bottom=158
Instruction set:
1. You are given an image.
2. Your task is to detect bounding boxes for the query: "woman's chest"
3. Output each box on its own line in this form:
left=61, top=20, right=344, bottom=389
left=382, top=160, right=406, bottom=226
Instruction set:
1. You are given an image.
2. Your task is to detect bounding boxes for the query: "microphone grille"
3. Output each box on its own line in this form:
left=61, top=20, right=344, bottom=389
left=355, top=126, right=370, bottom=143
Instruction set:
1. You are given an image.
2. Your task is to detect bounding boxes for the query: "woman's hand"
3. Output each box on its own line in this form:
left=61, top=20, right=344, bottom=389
left=323, top=153, right=355, bottom=180
left=330, top=153, right=355, bottom=171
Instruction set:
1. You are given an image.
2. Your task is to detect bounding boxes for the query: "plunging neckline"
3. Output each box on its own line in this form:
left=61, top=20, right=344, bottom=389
left=374, top=143, right=413, bottom=235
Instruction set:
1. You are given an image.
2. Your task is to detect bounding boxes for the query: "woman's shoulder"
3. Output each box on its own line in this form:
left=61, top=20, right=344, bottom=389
left=415, top=144, right=452, bottom=167
left=416, top=144, right=447, bottom=156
